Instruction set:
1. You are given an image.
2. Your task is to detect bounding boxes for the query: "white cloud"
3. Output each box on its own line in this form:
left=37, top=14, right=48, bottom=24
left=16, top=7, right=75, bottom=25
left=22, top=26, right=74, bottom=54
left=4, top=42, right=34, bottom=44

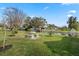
left=44, top=6, right=49, bottom=10
left=68, top=10, right=76, bottom=14
left=67, top=14, right=73, bottom=17
left=67, top=10, right=76, bottom=17
left=61, top=3, right=73, bottom=5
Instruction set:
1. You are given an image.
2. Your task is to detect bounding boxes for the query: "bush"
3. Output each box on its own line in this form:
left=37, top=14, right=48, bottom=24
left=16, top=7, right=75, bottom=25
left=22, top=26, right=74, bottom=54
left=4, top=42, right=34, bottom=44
left=9, top=28, right=18, bottom=36
left=48, top=31, right=52, bottom=36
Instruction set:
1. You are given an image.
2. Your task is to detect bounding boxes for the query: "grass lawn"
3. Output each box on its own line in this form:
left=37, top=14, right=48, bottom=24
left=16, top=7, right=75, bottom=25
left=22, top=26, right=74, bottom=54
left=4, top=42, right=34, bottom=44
left=0, top=31, right=79, bottom=56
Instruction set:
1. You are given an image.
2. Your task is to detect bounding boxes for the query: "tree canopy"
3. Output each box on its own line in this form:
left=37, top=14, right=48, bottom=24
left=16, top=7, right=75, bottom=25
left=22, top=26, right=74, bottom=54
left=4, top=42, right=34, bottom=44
left=67, top=16, right=79, bottom=31
left=3, top=7, right=26, bottom=30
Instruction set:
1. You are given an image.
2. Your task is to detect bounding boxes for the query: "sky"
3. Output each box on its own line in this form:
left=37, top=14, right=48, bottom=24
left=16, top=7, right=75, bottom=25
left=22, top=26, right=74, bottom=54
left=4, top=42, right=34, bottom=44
left=0, top=3, right=79, bottom=27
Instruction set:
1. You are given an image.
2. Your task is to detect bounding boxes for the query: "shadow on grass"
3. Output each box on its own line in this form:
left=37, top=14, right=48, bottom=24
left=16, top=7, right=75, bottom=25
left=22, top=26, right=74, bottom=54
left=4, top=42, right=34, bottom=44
left=0, top=45, right=12, bottom=52
left=44, top=36, right=79, bottom=56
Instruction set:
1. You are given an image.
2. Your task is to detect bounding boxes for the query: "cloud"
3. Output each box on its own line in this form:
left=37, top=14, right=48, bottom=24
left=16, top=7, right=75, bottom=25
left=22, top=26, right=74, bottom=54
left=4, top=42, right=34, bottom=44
left=61, top=3, right=73, bottom=5
left=67, top=14, right=73, bottom=17
left=44, top=6, right=49, bottom=10
left=68, top=10, right=76, bottom=14
left=67, top=10, right=76, bottom=17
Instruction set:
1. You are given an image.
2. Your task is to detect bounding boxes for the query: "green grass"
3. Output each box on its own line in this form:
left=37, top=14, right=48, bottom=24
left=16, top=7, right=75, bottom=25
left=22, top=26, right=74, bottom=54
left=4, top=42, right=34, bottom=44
left=0, top=31, right=79, bottom=56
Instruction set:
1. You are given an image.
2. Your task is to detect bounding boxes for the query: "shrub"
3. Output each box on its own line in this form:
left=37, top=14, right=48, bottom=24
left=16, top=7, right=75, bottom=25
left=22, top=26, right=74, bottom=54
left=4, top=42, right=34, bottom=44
left=48, top=31, right=52, bottom=36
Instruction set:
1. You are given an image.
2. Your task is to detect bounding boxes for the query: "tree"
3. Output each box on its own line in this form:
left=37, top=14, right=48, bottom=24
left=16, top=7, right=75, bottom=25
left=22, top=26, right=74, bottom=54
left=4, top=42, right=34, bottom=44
left=47, top=24, right=53, bottom=36
left=23, top=16, right=47, bottom=32
left=59, top=26, right=68, bottom=31
left=24, top=16, right=47, bottom=32
left=67, top=16, right=79, bottom=30
left=47, top=24, right=55, bottom=30
left=47, top=24, right=56, bottom=36
left=31, top=17, right=47, bottom=29
left=2, top=7, right=26, bottom=49
left=3, top=7, right=25, bottom=33
left=23, top=16, right=32, bottom=30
